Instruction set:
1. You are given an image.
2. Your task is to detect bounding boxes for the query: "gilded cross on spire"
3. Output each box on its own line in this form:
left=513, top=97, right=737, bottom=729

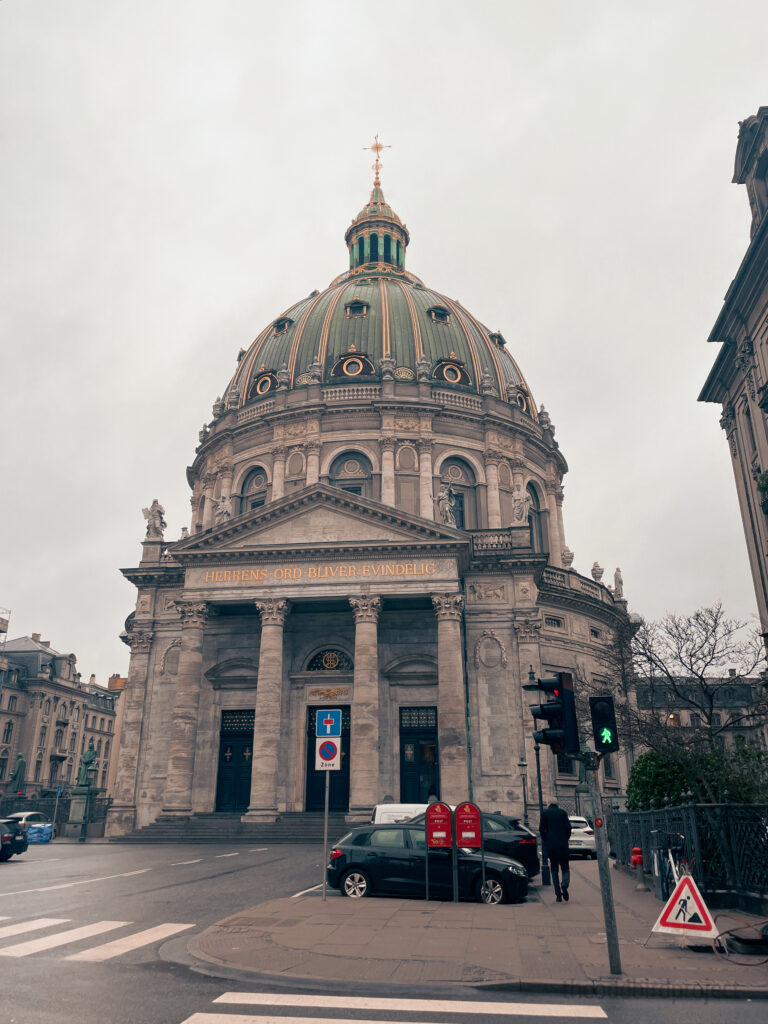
left=363, top=134, right=391, bottom=187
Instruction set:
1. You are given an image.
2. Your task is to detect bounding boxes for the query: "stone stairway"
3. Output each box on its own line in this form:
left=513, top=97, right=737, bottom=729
left=112, top=811, right=357, bottom=844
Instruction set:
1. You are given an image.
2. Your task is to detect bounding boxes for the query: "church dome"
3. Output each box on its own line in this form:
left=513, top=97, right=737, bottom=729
left=224, top=169, right=535, bottom=414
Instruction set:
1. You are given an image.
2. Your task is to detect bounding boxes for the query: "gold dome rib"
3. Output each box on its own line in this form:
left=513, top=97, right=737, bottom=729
left=392, top=278, right=423, bottom=361
left=287, top=289, right=330, bottom=384
left=316, top=284, right=347, bottom=372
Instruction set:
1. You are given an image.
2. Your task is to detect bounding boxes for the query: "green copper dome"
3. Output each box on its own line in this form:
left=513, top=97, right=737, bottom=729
left=226, top=181, right=536, bottom=416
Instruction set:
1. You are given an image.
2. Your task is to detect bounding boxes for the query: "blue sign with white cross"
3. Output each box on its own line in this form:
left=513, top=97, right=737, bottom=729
left=316, top=708, right=341, bottom=737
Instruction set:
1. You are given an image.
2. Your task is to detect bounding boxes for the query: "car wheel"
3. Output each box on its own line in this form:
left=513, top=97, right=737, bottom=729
left=0, top=851, right=11, bottom=862
left=340, top=869, right=371, bottom=898
left=591, top=852, right=597, bottom=860
left=478, top=874, right=507, bottom=905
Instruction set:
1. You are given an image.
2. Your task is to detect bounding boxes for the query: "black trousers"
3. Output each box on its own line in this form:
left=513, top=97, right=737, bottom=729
left=548, top=851, right=571, bottom=895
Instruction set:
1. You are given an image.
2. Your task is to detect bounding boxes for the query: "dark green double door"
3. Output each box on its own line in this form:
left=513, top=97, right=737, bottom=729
left=399, top=706, right=439, bottom=802
left=216, top=710, right=254, bottom=813
left=305, top=705, right=350, bottom=812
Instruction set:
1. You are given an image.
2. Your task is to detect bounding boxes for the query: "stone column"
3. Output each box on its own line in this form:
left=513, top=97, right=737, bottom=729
left=272, top=448, right=286, bottom=500
left=431, top=593, right=469, bottom=802
left=546, top=486, right=562, bottom=567
left=105, top=628, right=153, bottom=836
left=219, top=461, right=234, bottom=502
left=418, top=440, right=434, bottom=519
left=380, top=437, right=396, bottom=506
left=555, top=488, right=566, bottom=565
left=201, top=475, right=216, bottom=530
left=305, top=441, right=320, bottom=486
left=244, top=599, right=290, bottom=821
left=347, top=595, right=382, bottom=819
left=485, top=451, right=503, bottom=529
left=162, top=601, right=208, bottom=816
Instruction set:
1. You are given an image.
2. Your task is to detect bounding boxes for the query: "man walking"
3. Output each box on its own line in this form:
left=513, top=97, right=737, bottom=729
left=539, top=800, right=572, bottom=902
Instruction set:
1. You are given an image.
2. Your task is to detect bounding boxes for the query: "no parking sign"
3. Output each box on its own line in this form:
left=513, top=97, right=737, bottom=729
left=315, top=737, right=341, bottom=770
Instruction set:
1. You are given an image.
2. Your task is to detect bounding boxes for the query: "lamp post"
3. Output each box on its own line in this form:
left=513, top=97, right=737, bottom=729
left=78, top=766, right=98, bottom=843
left=517, top=756, right=529, bottom=827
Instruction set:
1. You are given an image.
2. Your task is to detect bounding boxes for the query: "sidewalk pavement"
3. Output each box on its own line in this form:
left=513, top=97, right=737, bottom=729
left=188, top=860, right=768, bottom=998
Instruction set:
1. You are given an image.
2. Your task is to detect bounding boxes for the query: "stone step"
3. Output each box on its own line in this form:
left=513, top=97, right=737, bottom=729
left=113, top=812, right=357, bottom=844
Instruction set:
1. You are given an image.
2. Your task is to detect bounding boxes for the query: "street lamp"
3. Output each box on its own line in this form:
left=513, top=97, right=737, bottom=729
left=78, top=766, right=98, bottom=843
left=517, top=756, right=529, bottom=827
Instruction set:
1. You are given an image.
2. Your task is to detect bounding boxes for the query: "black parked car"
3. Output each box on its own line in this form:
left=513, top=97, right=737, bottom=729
left=327, top=823, right=528, bottom=904
left=408, top=811, right=540, bottom=879
left=0, top=818, right=28, bottom=862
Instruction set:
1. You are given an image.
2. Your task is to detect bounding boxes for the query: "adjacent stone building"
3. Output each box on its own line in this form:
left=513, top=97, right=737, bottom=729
left=107, top=158, right=632, bottom=836
left=0, top=635, right=120, bottom=797
left=700, top=107, right=768, bottom=645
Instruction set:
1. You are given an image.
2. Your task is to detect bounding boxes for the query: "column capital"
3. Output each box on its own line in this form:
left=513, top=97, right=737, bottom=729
left=126, top=629, right=154, bottom=653
left=432, top=593, right=464, bottom=620
left=484, top=448, right=505, bottom=465
left=256, top=598, right=291, bottom=626
left=172, top=600, right=208, bottom=628
left=272, top=446, right=287, bottom=461
left=349, top=595, right=382, bottom=623
left=416, top=437, right=434, bottom=454
left=380, top=435, right=397, bottom=453
left=305, top=440, right=321, bottom=455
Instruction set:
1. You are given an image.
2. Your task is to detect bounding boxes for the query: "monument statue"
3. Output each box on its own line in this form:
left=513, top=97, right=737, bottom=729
left=76, top=739, right=97, bottom=787
left=214, top=494, right=233, bottom=525
left=613, top=567, right=624, bottom=599
left=435, top=483, right=457, bottom=526
left=142, top=499, right=167, bottom=539
left=8, top=753, right=26, bottom=792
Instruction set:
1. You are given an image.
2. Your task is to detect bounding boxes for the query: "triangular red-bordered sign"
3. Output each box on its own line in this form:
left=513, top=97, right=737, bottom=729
left=652, top=874, right=718, bottom=940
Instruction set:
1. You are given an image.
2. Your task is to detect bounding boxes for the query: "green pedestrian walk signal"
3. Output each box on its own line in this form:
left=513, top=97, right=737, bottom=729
left=589, top=696, right=620, bottom=753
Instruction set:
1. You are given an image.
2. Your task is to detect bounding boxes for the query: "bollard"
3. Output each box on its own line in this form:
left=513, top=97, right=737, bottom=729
left=630, top=846, right=649, bottom=891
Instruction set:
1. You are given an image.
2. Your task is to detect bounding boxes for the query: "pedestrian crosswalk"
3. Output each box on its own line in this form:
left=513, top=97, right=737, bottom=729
left=178, top=993, right=608, bottom=1023
left=0, top=915, right=194, bottom=961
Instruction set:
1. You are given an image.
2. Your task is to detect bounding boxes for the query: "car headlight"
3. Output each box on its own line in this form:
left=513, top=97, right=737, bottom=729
left=506, top=864, right=527, bottom=877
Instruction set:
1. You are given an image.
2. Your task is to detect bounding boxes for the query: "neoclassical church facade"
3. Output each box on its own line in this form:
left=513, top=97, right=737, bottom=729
left=107, top=154, right=630, bottom=835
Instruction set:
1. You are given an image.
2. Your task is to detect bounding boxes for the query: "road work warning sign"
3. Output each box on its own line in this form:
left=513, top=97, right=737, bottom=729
left=651, top=874, right=719, bottom=940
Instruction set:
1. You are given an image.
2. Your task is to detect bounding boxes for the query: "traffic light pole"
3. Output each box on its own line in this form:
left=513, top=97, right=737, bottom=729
left=584, top=753, right=622, bottom=975
left=533, top=743, right=550, bottom=887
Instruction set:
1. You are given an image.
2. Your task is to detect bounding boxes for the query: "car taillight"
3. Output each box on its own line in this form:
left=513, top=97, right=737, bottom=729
left=585, top=829, right=594, bottom=835
left=519, top=838, right=536, bottom=845
left=330, top=848, right=343, bottom=860
left=1, top=833, right=11, bottom=842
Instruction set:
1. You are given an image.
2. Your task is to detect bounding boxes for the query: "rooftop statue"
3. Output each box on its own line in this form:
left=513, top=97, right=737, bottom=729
left=142, top=499, right=167, bottom=539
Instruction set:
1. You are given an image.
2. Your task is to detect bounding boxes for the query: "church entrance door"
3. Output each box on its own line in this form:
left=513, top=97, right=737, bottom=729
left=215, top=710, right=254, bottom=813
left=305, top=705, right=350, bottom=812
left=399, top=706, right=439, bottom=802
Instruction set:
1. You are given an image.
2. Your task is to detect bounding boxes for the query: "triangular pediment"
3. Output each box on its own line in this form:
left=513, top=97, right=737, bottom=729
left=169, top=484, right=468, bottom=561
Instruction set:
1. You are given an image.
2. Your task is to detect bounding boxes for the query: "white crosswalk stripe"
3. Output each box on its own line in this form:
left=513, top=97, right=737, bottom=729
left=66, top=922, right=194, bottom=961
left=0, top=918, right=70, bottom=940
left=0, top=920, right=128, bottom=957
left=196, top=993, right=608, bottom=1020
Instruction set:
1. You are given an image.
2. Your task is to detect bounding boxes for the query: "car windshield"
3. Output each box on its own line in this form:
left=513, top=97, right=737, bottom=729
left=570, top=818, right=589, bottom=829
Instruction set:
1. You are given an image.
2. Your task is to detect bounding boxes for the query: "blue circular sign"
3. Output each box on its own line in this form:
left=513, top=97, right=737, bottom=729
left=319, top=740, right=338, bottom=761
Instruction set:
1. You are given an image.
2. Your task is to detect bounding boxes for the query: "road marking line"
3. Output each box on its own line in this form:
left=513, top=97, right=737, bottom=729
left=248, top=848, right=268, bottom=852
left=213, top=994, right=608, bottom=1017
left=290, top=883, right=322, bottom=898
left=171, top=859, right=203, bottom=866
left=0, top=918, right=70, bottom=940
left=66, top=922, right=195, bottom=961
left=121, top=868, right=152, bottom=876
left=0, top=920, right=129, bottom=958
left=0, top=867, right=153, bottom=897
left=187, top=1015, right=606, bottom=1024
left=214, top=852, right=239, bottom=858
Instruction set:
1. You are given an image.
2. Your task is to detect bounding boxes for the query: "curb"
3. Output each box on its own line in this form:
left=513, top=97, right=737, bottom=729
left=186, top=936, right=768, bottom=1001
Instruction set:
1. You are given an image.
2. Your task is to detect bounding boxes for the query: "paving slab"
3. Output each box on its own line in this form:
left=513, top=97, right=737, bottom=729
left=187, top=860, right=768, bottom=997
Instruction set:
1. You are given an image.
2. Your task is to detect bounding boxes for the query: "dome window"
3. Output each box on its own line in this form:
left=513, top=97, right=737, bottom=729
left=345, top=298, right=369, bottom=319
left=428, top=305, right=451, bottom=326
left=490, top=332, right=506, bottom=347
left=273, top=317, right=293, bottom=335
left=433, top=357, right=471, bottom=387
left=248, top=371, right=278, bottom=399
left=331, top=348, right=375, bottom=378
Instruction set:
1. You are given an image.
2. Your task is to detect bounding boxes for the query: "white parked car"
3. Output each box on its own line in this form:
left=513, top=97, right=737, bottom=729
left=6, top=811, right=57, bottom=839
left=568, top=815, right=596, bottom=859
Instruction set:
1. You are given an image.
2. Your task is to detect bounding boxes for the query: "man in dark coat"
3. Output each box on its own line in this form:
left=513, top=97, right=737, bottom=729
left=539, top=801, right=572, bottom=901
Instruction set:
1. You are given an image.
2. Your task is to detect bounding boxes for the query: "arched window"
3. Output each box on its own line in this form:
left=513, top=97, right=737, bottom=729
left=44, top=699, right=51, bottom=715
left=328, top=451, right=373, bottom=499
left=34, top=758, right=42, bottom=782
left=38, top=725, right=45, bottom=746
left=383, top=234, right=392, bottom=263
left=307, top=649, right=354, bottom=672
left=439, top=458, right=478, bottom=529
left=100, top=718, right=105, bottom=731
left=97, top=739, right=102, bottom=755
left=54, top=729, right=63, bottom=747
left=105, top=740, right=110, bottom=758
left=527, top=484, right=543, bottom=551
left=1, top=721, right=12, bottom=744
left=357, top=237, right=364, bottom=264
left=370, top=233, right=379, bottom=262
left=241, top=467, right=269, bottom=512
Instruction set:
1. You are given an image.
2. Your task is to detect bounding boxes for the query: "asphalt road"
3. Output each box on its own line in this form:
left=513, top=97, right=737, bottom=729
left=0, top=841, right=764, bottom=1024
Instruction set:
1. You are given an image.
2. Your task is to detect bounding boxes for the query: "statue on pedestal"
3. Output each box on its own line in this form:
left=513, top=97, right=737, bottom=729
left=76, top=739, right=97, bottom=787
left=8, top=753, right=26, bottom=793
left=435, top=483, right=457, bottom=526
left=142, top=499, right=167, bottom=539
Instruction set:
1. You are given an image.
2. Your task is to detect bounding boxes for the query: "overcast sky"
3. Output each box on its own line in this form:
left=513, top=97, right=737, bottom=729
left=1, top=1, right=766, bottom=683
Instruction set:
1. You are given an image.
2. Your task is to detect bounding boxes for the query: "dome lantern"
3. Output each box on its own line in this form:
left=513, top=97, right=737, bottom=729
left=345, top=135, right=409, bottom=270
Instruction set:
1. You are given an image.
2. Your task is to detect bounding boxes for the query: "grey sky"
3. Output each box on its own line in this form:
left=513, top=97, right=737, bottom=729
left=1, top=1, right=765, bottom=682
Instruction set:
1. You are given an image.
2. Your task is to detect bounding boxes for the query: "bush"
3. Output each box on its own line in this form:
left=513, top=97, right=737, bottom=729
left=626, top=745, right=768, bottom=809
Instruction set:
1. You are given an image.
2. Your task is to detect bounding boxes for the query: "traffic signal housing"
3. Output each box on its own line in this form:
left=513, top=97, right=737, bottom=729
left=526, top=672, right=580, bottom=754
left=589, top=695, right=620, bottom=753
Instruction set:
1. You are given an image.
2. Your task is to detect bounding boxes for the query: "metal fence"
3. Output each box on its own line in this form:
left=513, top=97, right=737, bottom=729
left=0, top=795, right=112, bottom=824
left=609, top=801, right=768, bottom=909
